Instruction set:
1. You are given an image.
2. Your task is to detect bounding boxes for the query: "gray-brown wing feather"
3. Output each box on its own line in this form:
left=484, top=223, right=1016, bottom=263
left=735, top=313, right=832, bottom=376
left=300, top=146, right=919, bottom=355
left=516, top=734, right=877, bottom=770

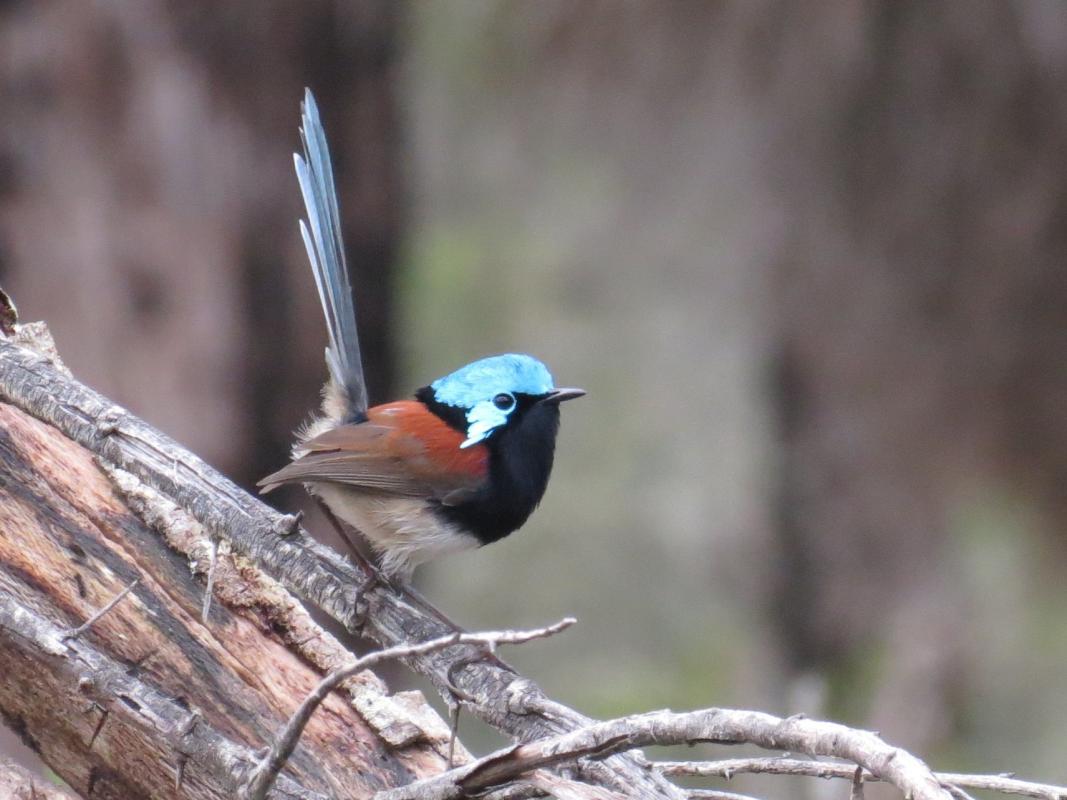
left=258, top=434, right=481, bottom=506
left=258, top=452, right=432, bottom=496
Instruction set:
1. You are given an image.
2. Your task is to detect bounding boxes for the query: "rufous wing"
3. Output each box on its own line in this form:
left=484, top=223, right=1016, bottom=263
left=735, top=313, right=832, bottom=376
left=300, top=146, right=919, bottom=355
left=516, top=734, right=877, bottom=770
left=257, top=401, right=487, bottom=504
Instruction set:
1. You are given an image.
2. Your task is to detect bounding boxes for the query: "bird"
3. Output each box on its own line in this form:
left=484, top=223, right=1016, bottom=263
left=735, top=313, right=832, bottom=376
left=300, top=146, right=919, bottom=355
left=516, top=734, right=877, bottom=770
left=259, top=90, right=584, bottom=584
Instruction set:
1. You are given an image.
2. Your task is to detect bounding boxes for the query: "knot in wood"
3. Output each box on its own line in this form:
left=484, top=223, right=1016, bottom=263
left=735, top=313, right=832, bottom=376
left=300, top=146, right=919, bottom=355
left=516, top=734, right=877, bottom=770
left=504, top=679, right=538, bottom=714
left=96, top=408, right=126, bottom=438
left=274, top=512, right=303, bottom=536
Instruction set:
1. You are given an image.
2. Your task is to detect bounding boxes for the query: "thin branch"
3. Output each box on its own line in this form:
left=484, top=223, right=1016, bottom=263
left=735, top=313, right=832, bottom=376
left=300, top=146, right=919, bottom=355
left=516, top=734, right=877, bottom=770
left=378, top=708, right=953, bottom=800
left=932, top=774, right=1067, bottom=800
left=945, top=785, right=980, bottom=800
left=657, top=759, right=1067, bottom=800
left=447, top=699, right=461, bottom=767
left=201, top=536, right=218, bottom=624
left=243, top=618, right=576, bottom=800
left=687, top=792, right=763, bottom=800
left=61, top=579, right=139, bottom=641
left=850, top=766, right=864, bottom=800
left=526, top=770, right=630, bottom=800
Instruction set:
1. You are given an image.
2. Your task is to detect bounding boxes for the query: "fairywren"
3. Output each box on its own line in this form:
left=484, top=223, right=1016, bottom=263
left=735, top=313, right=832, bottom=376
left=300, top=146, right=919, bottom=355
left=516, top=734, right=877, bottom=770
left=259, top=90, right=584, bottom=581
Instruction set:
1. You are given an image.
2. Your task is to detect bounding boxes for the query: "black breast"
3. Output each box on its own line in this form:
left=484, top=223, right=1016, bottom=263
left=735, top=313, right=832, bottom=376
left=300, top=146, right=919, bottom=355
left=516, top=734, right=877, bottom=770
left=416, top=388, right=562, bottom=546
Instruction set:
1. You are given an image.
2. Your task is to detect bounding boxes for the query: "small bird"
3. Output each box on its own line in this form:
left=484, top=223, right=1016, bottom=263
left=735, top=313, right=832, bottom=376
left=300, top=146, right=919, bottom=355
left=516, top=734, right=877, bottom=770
left=259, top=90, right=584, bottom=582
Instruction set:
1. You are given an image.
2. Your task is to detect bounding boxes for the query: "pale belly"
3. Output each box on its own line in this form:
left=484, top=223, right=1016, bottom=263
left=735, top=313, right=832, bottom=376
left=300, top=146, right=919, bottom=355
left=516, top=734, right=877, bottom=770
left=309, top=482, right=480, bottom=580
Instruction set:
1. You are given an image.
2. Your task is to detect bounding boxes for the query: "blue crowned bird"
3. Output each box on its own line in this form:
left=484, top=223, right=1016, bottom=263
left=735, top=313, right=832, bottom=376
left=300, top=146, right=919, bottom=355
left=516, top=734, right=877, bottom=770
left=259, top=90, right=584, bottom=583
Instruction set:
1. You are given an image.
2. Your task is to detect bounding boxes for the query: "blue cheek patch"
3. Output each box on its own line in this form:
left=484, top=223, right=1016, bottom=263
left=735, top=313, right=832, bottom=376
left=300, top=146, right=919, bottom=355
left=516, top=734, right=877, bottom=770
left=430, top=353, right=554, bottom=449
left=460, top=399, right=513, bottom=448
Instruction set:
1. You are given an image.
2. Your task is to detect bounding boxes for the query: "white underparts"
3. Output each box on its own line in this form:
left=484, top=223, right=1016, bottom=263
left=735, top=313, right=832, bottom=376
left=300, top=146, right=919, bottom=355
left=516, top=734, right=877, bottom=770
left=309, top=481, right=480, bottom=581
left=298, top=384, right=482, bottom=579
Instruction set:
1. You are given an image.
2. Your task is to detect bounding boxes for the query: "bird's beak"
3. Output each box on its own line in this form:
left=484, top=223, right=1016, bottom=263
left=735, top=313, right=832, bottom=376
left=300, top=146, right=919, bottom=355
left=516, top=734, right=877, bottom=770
left=539, top=387, right=586, bottom=404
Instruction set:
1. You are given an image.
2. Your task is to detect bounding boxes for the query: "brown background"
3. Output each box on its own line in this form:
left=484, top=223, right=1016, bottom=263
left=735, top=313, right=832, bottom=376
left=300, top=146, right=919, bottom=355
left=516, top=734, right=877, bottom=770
left=3, top=1, right=1067, bottom=792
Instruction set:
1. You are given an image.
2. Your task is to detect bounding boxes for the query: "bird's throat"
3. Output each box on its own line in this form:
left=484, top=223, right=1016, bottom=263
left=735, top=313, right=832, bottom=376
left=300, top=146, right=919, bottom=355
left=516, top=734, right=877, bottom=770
left=422, top=395, right=562, bottom=546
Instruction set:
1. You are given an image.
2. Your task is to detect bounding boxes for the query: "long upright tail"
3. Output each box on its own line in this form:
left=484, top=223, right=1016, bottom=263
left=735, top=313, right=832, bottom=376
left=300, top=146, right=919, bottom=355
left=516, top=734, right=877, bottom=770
left=295, top=88, right=368, bottom=422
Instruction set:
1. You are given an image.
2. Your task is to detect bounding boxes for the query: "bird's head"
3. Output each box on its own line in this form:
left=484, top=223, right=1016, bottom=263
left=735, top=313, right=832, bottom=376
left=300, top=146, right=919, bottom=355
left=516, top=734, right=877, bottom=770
left=417, top=354, right=585, bottom=448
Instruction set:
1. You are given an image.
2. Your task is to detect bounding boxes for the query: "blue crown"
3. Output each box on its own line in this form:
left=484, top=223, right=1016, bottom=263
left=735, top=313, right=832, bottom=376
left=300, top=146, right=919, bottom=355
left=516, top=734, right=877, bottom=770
left=431, top=354, right=554, bottom=408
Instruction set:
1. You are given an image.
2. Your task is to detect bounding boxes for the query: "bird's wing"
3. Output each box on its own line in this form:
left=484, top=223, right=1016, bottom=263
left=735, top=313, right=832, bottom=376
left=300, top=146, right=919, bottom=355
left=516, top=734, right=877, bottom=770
left=258, top=401, right=487, bottom=504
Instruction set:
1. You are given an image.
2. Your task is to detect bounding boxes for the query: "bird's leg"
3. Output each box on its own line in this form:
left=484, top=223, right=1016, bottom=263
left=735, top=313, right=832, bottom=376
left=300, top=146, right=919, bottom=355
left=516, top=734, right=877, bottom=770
left=314, top=499, right=378, bottom=578
left=312, top=502, right=487, bottom=726
left=313, top=499, right=383, bottom=632
left=313, top=500, right=463, bottom=634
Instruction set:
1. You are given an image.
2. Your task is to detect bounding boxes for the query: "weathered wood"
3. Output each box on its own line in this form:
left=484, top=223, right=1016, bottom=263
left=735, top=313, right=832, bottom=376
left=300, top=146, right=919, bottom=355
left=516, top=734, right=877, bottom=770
left=0, top=757, right=79, bottom=799
left=0, top=396, right=451, bottom=797
left=0, top=589, right=320, bottom=800
left=0, top=327, right=685, bottom=800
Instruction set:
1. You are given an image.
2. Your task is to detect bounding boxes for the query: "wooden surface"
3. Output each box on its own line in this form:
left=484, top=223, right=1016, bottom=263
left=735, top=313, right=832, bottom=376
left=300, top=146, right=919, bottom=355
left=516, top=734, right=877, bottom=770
left=0, top=399, right=448, bottom=798
left=0, top=758, right=78, bottom=799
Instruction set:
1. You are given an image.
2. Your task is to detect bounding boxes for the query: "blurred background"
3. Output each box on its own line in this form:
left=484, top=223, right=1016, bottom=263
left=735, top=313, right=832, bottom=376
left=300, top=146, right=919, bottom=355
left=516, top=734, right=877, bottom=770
left=3, top=1, right=1067, bottom=796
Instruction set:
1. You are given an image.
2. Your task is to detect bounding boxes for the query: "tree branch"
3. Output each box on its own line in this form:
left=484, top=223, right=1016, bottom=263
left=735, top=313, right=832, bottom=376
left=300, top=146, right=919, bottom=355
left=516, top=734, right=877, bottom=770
left=658, top=758, right=1067, bottom=800
left=377, top=708, right=952, bottom=800
left=0, top=325, right=685, bottom=800
left=5, top=316, right=1061, bottom=800
left=244, top=620, right=576, bottom=800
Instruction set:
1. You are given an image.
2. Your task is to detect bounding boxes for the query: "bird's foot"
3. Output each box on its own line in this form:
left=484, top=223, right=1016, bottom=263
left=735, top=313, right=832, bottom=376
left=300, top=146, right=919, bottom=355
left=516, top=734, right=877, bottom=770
left=311, top=499, right=464, bottom=635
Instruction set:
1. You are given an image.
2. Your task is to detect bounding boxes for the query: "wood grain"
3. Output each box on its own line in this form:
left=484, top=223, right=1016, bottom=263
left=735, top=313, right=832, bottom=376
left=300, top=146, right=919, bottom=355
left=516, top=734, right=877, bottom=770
left=0, top=400, right=447, bottom=798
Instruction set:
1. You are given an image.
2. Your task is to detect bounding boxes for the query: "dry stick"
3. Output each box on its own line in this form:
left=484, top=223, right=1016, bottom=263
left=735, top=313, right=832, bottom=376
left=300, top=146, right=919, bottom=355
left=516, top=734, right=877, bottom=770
left=525, top=770, right=631, bottom=800
left=243, top=618, right=576, bottom=800
left=446, top=699, right=461, bottom=767
left=850, top=766, right=865, bottom=800
left=686, top=792, right=762, bottom=800
left=61, top=579, right=139, bottom=641
left=945, top=786, right=980, bottom=800
left=657, top=759, right=1067, bottom=800
left=201, top=537, right=218, bottom=624
left=376, top=708, right=953, bottom=800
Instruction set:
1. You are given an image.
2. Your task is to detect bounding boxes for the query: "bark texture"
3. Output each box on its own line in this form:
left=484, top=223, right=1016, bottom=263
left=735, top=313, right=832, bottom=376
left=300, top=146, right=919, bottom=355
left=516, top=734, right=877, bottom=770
left=0, top=758, right=78, bottom=800
left=0, top=330, right=453, bottom=797
left=0, top=321, right=684, bottom=799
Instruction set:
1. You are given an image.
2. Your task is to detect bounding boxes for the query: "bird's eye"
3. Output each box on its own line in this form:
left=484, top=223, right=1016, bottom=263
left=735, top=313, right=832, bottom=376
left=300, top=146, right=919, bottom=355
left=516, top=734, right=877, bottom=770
left=493, top=393, right=515, bottom=410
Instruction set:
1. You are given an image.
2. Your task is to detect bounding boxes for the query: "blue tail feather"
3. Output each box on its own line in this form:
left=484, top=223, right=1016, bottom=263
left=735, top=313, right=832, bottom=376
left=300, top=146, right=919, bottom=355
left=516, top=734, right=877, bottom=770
left=295, top=89, right=368, bottom=421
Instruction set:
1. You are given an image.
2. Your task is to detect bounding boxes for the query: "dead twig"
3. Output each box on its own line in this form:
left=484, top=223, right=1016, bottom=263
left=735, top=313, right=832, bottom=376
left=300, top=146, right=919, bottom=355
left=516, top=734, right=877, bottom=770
left=242, top=617, right=577, bottom=800
left=850, top=766, right=864, bottom=800
left=0, top=287, right=17, bottom=336
left=377, top=707, right=954, bottom=800
left=657, top=758, right=1067, bottom=800
left=62, top=580, right=139, bottom=641
left=520, top=771, right=625, bottom=799
left=201, top=537, right=218, bottom=624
